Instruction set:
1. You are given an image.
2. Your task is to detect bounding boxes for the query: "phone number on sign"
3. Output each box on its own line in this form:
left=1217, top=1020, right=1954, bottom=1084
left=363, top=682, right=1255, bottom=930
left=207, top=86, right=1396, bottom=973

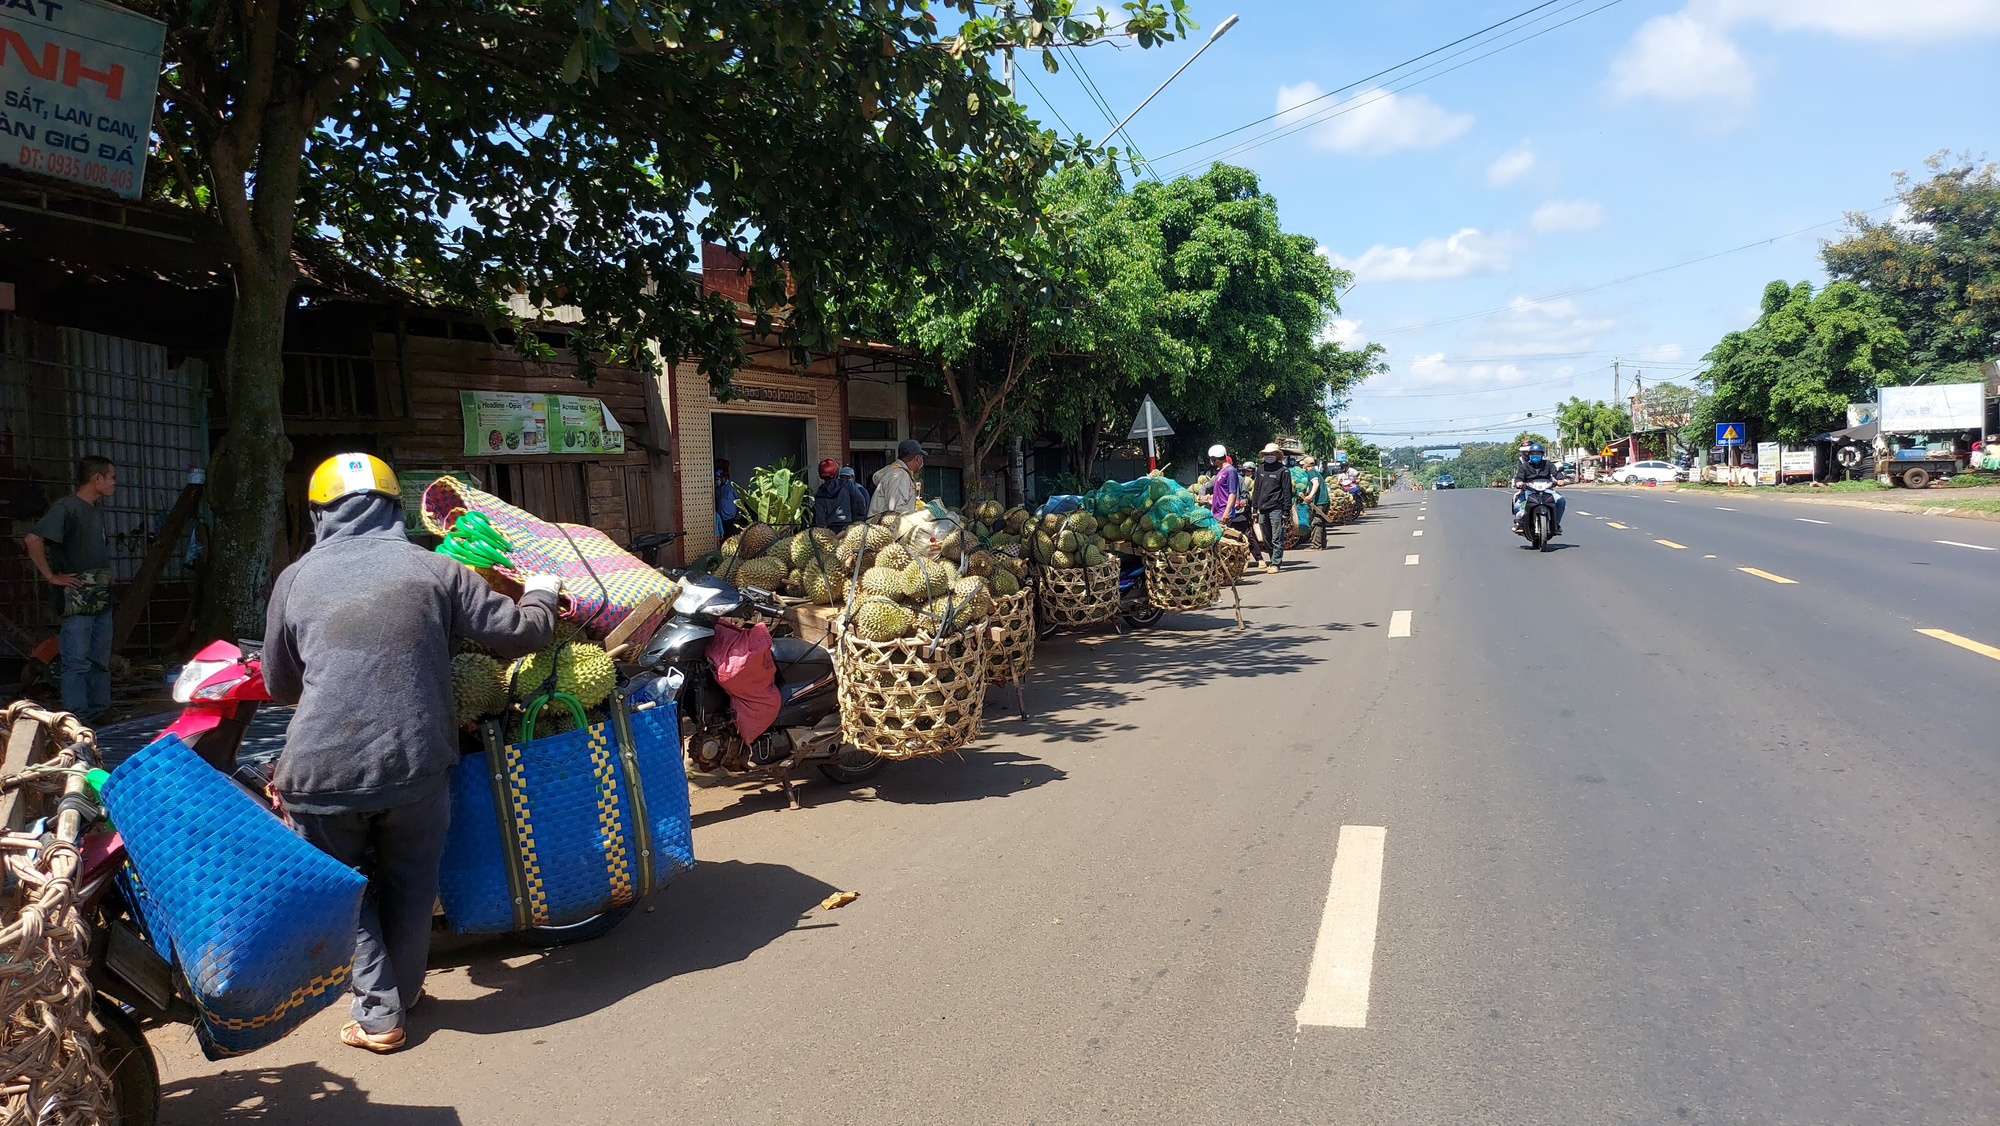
left=15, top=146, right=135, bottom=192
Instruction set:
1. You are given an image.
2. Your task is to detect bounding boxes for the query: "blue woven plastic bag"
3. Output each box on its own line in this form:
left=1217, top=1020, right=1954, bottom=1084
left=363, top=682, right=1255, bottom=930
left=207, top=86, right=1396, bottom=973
left=100, top=735, right=366, bottom=1058
left=438, top=701, right=692, bottom=934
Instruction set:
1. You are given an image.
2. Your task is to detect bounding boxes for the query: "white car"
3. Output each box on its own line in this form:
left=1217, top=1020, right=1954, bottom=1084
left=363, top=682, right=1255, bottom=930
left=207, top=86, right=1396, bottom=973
left=1616, top=460, right=1678, bottom=485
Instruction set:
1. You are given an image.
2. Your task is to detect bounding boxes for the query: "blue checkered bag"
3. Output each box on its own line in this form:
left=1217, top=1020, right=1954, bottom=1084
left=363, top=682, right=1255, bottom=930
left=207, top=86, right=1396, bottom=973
left=437, top=701, right=692, bottom=934
left=99, top=734, right=366, bottom=1058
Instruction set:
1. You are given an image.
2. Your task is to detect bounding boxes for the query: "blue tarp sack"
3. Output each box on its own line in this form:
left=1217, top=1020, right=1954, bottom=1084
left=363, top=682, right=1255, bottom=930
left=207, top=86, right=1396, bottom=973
left=437, top=698, right=693, bottom=934
left=100, top=734, right=366, bottom=1058
left=1035, top=495, right=1084, bottom=519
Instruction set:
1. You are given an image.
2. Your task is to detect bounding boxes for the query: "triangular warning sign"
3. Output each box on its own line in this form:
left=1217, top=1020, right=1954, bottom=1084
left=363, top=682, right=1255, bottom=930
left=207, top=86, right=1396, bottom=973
left=1721, top=426, right=1739, bottom=441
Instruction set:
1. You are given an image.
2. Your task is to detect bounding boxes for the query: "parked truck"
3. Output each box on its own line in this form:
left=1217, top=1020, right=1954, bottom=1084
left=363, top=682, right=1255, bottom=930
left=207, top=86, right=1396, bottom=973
left=1873, top=384, right=1984, bottom=488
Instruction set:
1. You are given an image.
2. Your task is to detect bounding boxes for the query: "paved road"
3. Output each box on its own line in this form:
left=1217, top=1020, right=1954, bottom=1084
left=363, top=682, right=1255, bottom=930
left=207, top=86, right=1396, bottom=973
left=151, top=489, right=1998, bottom=1125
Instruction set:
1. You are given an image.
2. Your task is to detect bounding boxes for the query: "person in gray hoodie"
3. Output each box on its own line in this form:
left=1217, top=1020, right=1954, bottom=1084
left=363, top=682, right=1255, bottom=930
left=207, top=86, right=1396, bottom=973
left=262, top=454, right=559, bottom=1052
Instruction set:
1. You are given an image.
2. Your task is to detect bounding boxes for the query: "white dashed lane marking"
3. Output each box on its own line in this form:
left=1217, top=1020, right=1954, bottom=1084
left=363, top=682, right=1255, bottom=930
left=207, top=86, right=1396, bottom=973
left=1417, top=516, right=1426, bottom=520
left=1404, top=555, right=1419, bottom=565
left=1297, top=826, right=1389, bottom=1029
left=1412, top=530, right=1423, bottom=537
left=1796, top=517, right=1830, bottom=524
left=1715, top=507, right=1737, bottom=511
left=1935, top=540, right=1996, bottom=551
left=1388, top=610, right=1412, bottom=637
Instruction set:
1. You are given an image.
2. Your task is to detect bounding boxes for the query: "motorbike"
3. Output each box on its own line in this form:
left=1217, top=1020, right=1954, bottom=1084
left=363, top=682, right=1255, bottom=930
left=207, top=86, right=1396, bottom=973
left=1036, top=552, right=1163, bottom=640
left=1513, top=478, right=1561, bottom=551
left=632, top=574, right=881, bottom=809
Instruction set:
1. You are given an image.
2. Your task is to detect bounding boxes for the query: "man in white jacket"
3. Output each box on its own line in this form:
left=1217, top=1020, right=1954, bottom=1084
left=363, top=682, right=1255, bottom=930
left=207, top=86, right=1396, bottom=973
left=868, top=438, right=924, bottom=517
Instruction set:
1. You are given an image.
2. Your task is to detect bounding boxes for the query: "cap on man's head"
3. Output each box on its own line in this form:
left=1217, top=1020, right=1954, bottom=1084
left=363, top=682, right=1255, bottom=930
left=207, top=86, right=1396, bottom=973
left=838, top=465, right=856, bottom=478
left=1261, top=442, right=1281, bottom=455
left=897, top=438, right=924, bottom=460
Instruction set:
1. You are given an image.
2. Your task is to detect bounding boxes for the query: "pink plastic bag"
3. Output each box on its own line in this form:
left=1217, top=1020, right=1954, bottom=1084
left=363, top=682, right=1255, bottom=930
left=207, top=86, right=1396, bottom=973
left=709, top=620, right=780, bottom=743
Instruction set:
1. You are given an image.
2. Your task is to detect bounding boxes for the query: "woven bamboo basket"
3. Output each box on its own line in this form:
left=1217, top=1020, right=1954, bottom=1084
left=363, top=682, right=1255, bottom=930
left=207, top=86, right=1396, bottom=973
left=1034, top=560, right=1119, bottom=630
left=1143, top=548, right=1222, bottom=612
left=1217, top=535, right=1251, bottom=585
left=983, top=588, right=1036, bottom=685
left=835, top=627, right=987, bottom=759
left=0, top=703, right=113, bottom=1126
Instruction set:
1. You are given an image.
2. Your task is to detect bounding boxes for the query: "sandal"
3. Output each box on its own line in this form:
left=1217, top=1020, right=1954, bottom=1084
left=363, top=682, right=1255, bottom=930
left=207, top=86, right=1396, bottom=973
left=340, top=1021, right=406, bottom=1054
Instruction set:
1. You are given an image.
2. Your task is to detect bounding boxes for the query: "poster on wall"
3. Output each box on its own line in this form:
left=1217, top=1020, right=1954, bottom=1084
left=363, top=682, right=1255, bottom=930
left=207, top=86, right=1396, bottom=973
left=460, top=391, right=624, bottom=456
left=0, top=0, right=165, bottom=199
left=460, top=391, right=549, bottom=456
left=551, top=394, right=625, bottom=454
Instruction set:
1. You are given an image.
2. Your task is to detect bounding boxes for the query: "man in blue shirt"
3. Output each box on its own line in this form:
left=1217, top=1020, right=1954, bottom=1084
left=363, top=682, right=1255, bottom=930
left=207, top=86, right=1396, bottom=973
left=23, top=456, right=116, bottom=720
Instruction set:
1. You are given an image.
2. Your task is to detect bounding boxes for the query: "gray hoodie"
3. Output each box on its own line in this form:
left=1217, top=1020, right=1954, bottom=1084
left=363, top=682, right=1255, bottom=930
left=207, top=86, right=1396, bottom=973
left=262, top=494, right=558, bottom=813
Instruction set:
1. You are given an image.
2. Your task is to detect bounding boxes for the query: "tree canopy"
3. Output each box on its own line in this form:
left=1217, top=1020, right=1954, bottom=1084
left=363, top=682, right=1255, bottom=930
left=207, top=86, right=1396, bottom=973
left=1821, top=155, right=1999, bottom=377
left=1701, top=280, right=1908, bottom=445
left=138, top=0, right=1193, bottom=633
left=1554, top=398, right=1632, bottom=455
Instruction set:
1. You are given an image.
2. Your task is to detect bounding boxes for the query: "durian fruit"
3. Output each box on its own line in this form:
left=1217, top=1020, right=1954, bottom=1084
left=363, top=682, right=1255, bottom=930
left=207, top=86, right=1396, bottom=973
left=763, top=533, right=796, bottom=562
left=451, top=652, right=507, bottom=726
left=1082, top=543, right=1108, bottom=567
left=990, top=568, right=1021, bottom=596
left=864, top=524, right=897, bottom=551
left=732, top=555, right=788, bottom=591
left=531, top=703, right=579, bottom=739
left=507, top=647, right=559, bottom=699
left=878, top=542, right=914, bottom=571
left=802, top=569, right=842, bottom=605
left=1029, top=532, right=1056, bottom=565
left=1056, top=528, right=1081, bottom=552
left=859, top=565, right=903, bottom=596
left=555, top=642, right=616, bottom=707
left=965, top=549, right=995, bottom=578
left=1169, top=530, right=1192, bottom=552
left=1190, top=527, right=1219, bottom=548
left=839, top=523, right=870, bottom=557
left=1051, top=549, right=1075, bottom=568
left=936, top=528, right=966, bottom=561
left=1069, top=512, right=1099, bottom=536
left=740, top=523, right=780, bottom=557
left=792, top=527, right=836, bottom=567
left=852, top=596, right=914, bottom=642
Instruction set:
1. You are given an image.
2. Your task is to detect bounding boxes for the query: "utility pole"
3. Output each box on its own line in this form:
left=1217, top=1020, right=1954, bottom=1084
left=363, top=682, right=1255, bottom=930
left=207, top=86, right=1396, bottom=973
left=1612, top=360, right=1620, bottom=411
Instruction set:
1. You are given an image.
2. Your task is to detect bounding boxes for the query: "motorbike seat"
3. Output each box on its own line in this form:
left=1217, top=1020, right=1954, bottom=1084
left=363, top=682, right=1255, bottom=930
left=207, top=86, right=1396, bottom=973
left=770, top=636, right=834, bottom=688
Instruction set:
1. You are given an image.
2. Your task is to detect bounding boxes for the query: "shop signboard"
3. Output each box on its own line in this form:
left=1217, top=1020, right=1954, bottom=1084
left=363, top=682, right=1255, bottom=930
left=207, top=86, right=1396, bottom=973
left=459, top=391, right=624, bottom=456
left=1754, top=441, right=1780, bottom=485
left=1845, top=402, right=1877, bottom=429
left=1715, top=422, right=1745, bottom=446
left=0, top=0, right=165, bottom=199
left=1780, top=447, right=1815, bottom=479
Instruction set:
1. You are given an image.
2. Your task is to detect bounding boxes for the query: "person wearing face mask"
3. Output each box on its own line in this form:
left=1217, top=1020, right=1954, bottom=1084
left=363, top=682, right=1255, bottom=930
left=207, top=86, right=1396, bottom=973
left=262, top=454, right=560, bottom=1053
left=1249, top=443, right=1295, bottom=574
left=1510, top=440, right=1565, bottom=535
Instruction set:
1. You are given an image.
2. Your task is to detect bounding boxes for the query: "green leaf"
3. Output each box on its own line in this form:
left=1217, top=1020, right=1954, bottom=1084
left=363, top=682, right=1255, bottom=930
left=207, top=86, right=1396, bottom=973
left=561, top=39, right=586, bottom=85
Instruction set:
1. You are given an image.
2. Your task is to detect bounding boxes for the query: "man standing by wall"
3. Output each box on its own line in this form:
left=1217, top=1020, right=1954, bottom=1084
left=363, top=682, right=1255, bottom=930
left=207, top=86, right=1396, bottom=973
left=814, top=460, right=871, bottom=532
left=868, top=439, right=924, bottom=517
left=23, top=456, right=117, bottom=721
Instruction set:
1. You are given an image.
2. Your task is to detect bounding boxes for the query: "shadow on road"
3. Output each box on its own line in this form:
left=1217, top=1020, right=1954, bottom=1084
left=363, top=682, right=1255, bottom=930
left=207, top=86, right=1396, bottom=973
left=160, top=1062, right=463, bottom=1125
left=421, top=858, right=838, bottom=1036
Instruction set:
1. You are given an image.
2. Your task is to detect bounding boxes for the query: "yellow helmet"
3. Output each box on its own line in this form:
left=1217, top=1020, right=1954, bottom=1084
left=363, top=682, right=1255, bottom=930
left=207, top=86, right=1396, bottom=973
left=307, top=453, right=399, bottom=507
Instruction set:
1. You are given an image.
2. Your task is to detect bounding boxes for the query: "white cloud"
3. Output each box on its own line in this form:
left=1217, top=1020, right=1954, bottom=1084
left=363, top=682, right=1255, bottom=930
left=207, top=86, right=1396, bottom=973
left=1695, top=0, right=2000, bottom=42
left=1330, top=228, right=1514, bottom=282
left=1275, top=82, right=1473, bottom=155
left=1460, top=297, right=1617, bottom=359
left=1321, top=318, right=1368, bottom=348
left=1611, top=13, right=1756, bottom=104
left=1487, top=141, right=1536, bottom=186
left=1530, top=199, right=1606, bottom=232
left=1610, top=0, right=1999, bottom=114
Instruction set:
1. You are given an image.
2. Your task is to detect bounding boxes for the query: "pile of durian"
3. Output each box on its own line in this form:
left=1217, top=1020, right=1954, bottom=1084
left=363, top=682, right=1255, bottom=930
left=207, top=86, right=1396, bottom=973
left=842, top=535, right=1029, bottom=644
left=449, top=637, right=617, bottom=736
left=717, top=522, right=846, bottom=604
left=1018, top=510, right=1113, bottom=569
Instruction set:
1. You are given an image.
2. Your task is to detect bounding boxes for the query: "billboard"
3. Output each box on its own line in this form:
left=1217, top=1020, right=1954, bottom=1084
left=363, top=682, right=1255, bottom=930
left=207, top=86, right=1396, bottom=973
left=1878, top=384, right=1983, bottom=431
left=459, top=391, right=625, bottom=457
left=0, top=0, right=165, bottom=199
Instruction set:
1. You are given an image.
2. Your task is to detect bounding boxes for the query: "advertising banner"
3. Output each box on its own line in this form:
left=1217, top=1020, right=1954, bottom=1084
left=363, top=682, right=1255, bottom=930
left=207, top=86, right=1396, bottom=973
left=1754, top=441, right=1780, bottom=486
left=1878, top=384, right=1983, bottom=431
left=0, top=0, right=165, bottom=199
left=460, top=391, right=549, bottom=456
left=1780, top=447, right=1816, bottom=479
left=460, top=391, right=624, bottom=457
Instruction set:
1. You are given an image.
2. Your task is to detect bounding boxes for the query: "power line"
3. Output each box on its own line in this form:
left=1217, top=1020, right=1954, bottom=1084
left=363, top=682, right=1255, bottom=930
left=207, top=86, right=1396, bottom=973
left=1060, top=46, right=1160, bottom=181
left=1017, top=70, right=1079, bottom=137
left=1166, top=0, right=1627, bottom=175
left=1365, top=202, right=1899, bottom=337
left=1149, top=0, right=1574, bottom=165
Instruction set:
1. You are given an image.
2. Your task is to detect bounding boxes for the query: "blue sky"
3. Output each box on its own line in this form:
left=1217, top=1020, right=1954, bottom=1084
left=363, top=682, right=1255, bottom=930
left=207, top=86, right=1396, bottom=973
left=1009, top=0, right=2000, bottom=448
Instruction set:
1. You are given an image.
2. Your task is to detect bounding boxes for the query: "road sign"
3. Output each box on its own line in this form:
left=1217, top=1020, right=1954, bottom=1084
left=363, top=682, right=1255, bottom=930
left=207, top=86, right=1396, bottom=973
left=1127, top=395, right=1174, bottom=468
left=1715, top=423, right=1746, bottom=446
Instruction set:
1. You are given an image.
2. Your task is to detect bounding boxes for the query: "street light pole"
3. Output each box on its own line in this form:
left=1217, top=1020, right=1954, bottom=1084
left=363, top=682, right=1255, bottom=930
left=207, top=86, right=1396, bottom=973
left=1096, top=13, right=1239, bottom=151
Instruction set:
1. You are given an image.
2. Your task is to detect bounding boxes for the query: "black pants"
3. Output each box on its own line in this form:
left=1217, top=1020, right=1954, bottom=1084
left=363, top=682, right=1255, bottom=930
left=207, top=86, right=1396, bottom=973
left=290, top=781, right=452, bottom=1034
left=1230, top=517, right=1261, bottom=562
left=1258, top=509, right=1287, bottom=565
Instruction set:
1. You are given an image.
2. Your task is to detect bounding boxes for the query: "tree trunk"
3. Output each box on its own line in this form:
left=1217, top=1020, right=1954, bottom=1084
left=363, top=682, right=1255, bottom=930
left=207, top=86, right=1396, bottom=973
left=196, top=261, right=295, bottom=641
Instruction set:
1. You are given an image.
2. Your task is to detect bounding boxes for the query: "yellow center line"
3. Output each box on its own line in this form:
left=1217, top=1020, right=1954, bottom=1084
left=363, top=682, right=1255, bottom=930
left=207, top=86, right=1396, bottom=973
left=1655, top=539, right=1686, bottom=549
left=1738, top=567, right=1797, bottom=584
left=1606, top=522, right=1629, bottom=529
left=1914, top=629, right=2000, bottom=662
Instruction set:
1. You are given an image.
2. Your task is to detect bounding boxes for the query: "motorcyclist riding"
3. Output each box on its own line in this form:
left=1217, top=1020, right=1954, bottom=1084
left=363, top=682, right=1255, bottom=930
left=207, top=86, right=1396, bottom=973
left=1511, top=441, right=1564, bottom=535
